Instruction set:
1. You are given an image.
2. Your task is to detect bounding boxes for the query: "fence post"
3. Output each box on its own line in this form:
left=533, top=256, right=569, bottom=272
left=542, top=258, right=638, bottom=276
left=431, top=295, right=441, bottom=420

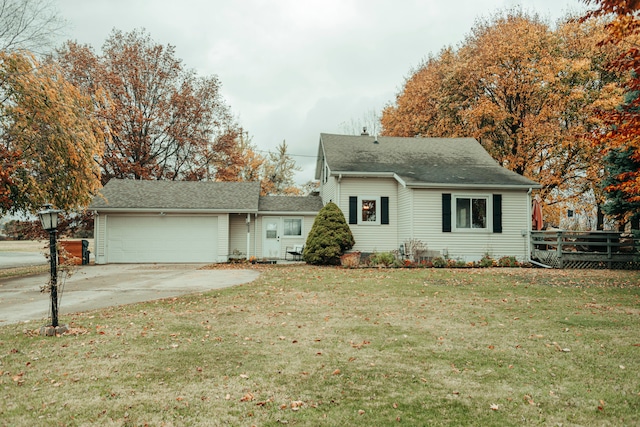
left=556, top=231, right=563, bottom=269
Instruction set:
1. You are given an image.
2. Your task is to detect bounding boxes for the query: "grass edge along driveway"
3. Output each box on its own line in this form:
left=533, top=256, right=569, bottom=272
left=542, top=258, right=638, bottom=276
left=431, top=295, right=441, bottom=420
left=1, top=266, right=638, bottom=426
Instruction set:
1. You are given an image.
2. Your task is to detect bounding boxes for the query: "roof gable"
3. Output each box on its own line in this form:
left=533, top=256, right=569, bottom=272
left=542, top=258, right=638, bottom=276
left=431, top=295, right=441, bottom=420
left=89, top=179, right=261, bottom=211
left=316, top=133, right=539, bottom=188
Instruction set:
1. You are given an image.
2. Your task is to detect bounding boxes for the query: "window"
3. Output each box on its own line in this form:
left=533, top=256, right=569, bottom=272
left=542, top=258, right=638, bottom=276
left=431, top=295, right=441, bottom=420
left=349, top=196, right=389, bottom=225
left=283, top=218, right=302, bottom=236
left=361, top=199, right=377, bottom=222
left=455, top=197, right=487, bottom=229
left=443, top=193, right=501, bottom=233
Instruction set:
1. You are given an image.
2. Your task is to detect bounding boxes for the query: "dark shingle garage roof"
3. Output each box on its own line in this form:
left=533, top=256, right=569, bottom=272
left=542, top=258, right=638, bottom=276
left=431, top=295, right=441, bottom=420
left=316, top=133, right=540, bottom=188
left=89, top=179, right=261, bottom=211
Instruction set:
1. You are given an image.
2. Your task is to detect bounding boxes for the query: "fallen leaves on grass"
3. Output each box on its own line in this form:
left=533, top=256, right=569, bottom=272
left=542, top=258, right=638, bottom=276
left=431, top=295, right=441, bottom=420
left=240, top=392, right=254, bottom=402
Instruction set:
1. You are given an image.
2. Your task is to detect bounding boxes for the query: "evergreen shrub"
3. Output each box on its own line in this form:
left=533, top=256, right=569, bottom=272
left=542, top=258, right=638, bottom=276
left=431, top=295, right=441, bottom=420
left=303, top=202, right=355, bottom=265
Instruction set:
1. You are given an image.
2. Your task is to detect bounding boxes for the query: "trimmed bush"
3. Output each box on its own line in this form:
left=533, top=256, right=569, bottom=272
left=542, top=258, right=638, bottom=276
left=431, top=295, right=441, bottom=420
left=498, top=256, right=519, bottom=267
left=479, top=254, right=495, bottom=268
left=368, top=252, right=396, bottom=267
left=303, top=202, right=355, bottom=265
left=432, top=257, right=447, bottom=268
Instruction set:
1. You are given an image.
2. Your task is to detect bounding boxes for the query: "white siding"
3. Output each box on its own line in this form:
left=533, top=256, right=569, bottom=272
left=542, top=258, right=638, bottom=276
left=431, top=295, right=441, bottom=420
left=412, top=189, right=530, bottom=262
left=216, top=213, right=229, bottom=262
left=229, top=214, right=249, bottom=258
left=338, top=178, right=398, bottom=253
left=94, top=214, right=107, bottom=264
left=321, top=175, right=337, bottom=205
left=397, top=185, right=413, bottom=244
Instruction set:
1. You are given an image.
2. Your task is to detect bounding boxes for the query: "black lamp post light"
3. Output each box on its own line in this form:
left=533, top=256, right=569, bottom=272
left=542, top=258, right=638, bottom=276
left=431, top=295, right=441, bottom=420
left=38, top=204, right=68, bottom=336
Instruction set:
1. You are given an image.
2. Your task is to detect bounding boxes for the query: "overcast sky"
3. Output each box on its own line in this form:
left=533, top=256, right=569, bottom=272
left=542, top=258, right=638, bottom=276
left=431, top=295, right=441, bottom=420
left=55, top=0, right=589, bottom=184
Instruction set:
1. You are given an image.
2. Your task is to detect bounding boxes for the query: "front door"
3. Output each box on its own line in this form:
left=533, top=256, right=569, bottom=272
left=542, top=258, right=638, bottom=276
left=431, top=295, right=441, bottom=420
left=263, top=217, right=280, bottom=259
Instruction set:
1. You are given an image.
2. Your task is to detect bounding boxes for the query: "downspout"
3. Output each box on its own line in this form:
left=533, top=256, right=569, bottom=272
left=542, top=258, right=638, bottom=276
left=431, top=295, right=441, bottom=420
left=337, top=174, right=342, bottom=206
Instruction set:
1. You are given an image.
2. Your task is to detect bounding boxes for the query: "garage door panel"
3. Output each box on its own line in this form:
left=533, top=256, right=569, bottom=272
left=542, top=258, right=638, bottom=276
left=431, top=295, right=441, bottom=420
left=107, top=215, right=217, bottom=263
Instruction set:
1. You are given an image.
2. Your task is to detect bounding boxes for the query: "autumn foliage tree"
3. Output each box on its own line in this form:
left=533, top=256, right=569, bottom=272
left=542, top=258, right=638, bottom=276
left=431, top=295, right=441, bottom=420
left=0, top=51, right=103, bottom=214
left=382, top=10, right=624, bottom=225
left=582, top=1, right=640, bottom=209
left=56, top=29, right=241, bottom=184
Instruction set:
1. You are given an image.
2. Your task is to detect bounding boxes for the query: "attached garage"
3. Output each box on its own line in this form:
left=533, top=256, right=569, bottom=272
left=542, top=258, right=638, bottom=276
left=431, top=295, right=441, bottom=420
left=90, top=179, right=324, bottom=264
left=105, top=215, right=218, bottom=263
left=90, top=179, right=261, bottom=264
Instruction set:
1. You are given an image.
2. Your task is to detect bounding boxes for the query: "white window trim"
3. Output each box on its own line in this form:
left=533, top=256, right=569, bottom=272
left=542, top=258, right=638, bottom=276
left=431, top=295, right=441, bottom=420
left=358, top=196, right=380, bottom=225
left=282, top=217, right=303, bottom=238
left=452, top=194, right=492, bottom=232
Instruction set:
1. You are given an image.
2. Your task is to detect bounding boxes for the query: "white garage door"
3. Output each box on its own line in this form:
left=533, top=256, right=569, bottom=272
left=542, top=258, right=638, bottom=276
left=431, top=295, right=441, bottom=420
left=107, top=215, right=218, bottom=263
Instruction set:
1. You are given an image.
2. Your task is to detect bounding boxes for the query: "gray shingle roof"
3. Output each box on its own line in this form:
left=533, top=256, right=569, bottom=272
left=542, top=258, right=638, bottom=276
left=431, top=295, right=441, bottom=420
left=258, top=195, right=324, bottom=213
left=316, top=133, right=540, bottom=188
left=89, top=179, right=261, bottom=211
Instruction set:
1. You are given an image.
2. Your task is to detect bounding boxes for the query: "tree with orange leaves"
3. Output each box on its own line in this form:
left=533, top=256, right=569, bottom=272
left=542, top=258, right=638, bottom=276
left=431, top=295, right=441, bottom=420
left=0, top=51, right=103, bottom=214
left=382, top=10, right=624, bottom=226
left=582, top=1, right=640, bottom=209
left=56, top=29, right=241, bottom=184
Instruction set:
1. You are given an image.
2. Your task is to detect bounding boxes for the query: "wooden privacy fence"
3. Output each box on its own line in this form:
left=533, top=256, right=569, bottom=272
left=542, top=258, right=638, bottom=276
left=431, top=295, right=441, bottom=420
left=530, top=231, right=640, bottom=269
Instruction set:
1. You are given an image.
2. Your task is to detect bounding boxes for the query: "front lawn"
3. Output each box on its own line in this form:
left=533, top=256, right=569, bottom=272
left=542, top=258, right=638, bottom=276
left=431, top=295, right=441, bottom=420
left=1, top=266, right=638, bottom=426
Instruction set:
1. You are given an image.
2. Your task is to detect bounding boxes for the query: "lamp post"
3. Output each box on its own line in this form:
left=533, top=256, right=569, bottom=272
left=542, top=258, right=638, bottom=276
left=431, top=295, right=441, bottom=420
left=38, top=204, right=61, bottom=328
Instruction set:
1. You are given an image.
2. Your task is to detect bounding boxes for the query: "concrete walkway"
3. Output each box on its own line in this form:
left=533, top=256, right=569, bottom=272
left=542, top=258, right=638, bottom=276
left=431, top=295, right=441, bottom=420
left=0, top=264, right=260, bottom=326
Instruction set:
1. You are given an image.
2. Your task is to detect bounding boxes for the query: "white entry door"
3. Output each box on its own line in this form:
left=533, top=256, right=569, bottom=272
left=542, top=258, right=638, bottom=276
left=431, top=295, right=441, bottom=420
left=263, top=217, right=280, bottom=258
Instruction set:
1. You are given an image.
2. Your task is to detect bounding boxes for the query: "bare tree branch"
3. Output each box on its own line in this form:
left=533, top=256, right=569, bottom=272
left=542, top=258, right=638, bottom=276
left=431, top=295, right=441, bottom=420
left=0, top=0, right=65, bottom=54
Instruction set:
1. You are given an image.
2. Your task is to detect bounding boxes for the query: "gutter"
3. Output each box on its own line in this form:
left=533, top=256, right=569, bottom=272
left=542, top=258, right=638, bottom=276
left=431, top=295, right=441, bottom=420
left=91, top=208, right=258, bottom=214
left=406, top=183, right=543, bottom=190
left=330, top=171, right=541, bottom=190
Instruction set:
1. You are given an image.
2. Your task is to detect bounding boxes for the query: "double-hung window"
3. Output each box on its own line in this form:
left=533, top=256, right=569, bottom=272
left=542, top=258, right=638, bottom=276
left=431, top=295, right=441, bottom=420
left=348, top=196, right=389, bottom=225
left=443, top=193, right=501, bottom=233
left=361, top=198, right=378, bottom=223
left=455, top=196, right=488, bottom=230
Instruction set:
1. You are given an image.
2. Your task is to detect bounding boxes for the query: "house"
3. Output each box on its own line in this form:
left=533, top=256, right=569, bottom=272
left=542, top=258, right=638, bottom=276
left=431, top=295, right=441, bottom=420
left=89, top=179, right=322, bottom=264
left=315, top=133, right=541, bottom=262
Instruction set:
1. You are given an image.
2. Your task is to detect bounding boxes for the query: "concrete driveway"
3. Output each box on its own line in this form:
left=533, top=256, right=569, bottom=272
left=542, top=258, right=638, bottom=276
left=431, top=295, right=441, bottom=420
left=0, top=264, right=260, bottom=326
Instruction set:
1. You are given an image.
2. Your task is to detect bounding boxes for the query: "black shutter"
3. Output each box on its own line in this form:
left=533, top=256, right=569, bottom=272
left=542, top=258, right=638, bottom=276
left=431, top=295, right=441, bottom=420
left=442, top=194, right=451, bottom=232
left=493, top=194, right=502, bottom=233
left=349, top=196, right=357, bottom=224
left=381, top=197, right=389, bottom=225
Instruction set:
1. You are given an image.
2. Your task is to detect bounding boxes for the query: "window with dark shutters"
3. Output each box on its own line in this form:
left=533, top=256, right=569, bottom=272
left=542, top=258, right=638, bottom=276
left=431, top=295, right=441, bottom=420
left=442, top=194, right=452, bottom=232
left=349, top=196, right=357, bottom=224
left=493, top=194, right=502, bottom=233
left=381, top=197, right=389, bottom=225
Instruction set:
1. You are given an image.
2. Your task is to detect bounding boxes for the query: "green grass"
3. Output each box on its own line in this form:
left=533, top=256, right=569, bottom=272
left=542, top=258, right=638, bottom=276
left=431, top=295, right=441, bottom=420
left=0, top=264, right=48, bottom=280
left=0, top=266, right=638, bottom=426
